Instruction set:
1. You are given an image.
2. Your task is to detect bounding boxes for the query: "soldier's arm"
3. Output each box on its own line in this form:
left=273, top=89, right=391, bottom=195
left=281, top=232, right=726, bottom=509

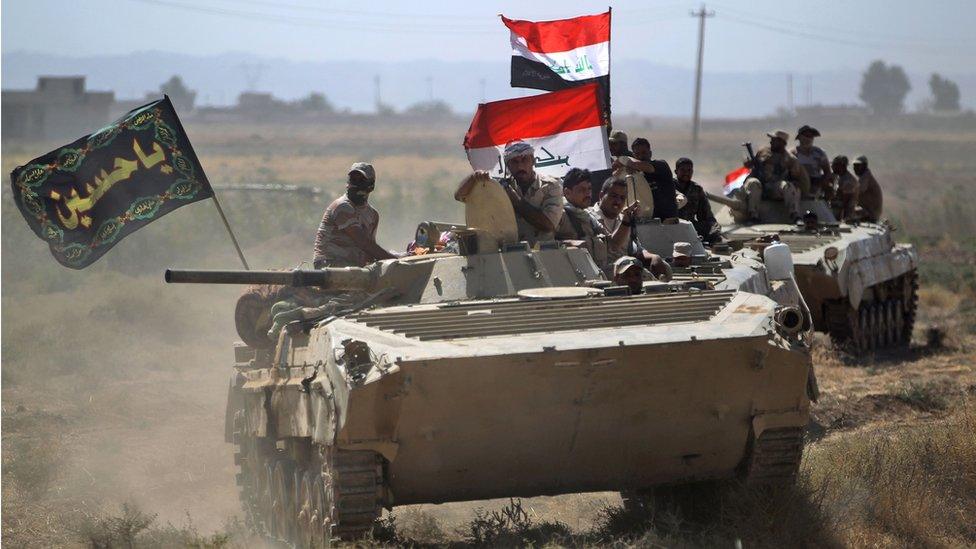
left=790, top=157, right=811, bottom=195
left=608, top=202, right=639, bottom=252
left=340, top=225, right=397, bottom=261
left=505, top=185, right=559, bottom=232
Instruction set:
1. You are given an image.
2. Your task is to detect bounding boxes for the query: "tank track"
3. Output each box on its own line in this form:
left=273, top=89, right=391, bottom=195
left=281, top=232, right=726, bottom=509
left=619, top=426, right=804, bottom=515
left=232, top=410, right=385, bottom=547
left=824, top=269, right=918, bottom=356
left=743, top=426, right=805, bottom=486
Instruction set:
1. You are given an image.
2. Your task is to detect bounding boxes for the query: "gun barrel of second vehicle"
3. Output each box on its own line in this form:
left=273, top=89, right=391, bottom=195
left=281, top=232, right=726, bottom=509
left=164, top=267, right=373, bottom=289
left=706, top=191, right=748, bottom=211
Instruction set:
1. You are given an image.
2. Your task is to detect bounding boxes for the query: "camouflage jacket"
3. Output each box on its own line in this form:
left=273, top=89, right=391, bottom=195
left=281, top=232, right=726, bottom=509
left=500, top=173, right=564, bottom=244
left=313, top=195, right=379, bottom=268
left=755, top=147, right=811, bottom=194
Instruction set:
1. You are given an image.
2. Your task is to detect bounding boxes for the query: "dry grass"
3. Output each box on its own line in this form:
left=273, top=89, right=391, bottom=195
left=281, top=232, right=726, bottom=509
left=4, top=119, right=976, bottom=547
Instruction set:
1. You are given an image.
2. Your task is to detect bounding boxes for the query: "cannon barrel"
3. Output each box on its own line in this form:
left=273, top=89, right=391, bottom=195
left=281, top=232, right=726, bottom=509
left=706, top=191, right=748, bottom=211
left=164, top=267, right=374, bottom=289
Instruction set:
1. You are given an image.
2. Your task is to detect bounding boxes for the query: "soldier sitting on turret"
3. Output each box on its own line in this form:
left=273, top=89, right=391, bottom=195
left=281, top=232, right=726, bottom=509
left=829, top=155, right=859, bottom=222
left=455, top=141, right=563, bottom=245
left=673, top=157, right=721, bottom=244
left=852, top=155, right=883, bottom=223
left=313, top=162, right=397, bottom=269
left=741, top=130, right=810, bottom=222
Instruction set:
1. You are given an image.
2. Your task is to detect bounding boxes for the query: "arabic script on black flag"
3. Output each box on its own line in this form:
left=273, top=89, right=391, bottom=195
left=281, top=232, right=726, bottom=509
left=10, top=96, right=213, bottom=269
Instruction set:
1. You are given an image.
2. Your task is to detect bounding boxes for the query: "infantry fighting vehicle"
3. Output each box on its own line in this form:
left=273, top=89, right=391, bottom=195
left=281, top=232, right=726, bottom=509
left=709, top=175, right=917, bottom=355
left=167, top=180, right=813, bottom=547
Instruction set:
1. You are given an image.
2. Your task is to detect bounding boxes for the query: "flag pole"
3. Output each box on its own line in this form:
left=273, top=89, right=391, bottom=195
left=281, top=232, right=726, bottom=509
left=210, top=195, right=250, bottom=270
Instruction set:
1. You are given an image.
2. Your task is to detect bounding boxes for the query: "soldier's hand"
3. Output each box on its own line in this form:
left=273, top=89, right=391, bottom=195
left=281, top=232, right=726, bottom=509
left=622, top=202, right=641, bottom=223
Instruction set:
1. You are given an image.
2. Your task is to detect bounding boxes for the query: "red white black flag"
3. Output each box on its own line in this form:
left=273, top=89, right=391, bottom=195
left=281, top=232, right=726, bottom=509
left=463, top=83, right=610, bottom=178
left=501, top=11, right=611, bottom=119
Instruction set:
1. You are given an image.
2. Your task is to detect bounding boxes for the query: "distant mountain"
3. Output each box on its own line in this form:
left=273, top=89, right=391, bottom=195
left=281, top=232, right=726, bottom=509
left=3, top=51, right=973, bottom=118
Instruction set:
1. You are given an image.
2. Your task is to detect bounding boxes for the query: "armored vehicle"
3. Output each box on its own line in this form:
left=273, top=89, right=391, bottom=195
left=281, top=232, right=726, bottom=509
left=168, top=180, right=813, bottom=547
left=709, top=189, right=918, bottom=355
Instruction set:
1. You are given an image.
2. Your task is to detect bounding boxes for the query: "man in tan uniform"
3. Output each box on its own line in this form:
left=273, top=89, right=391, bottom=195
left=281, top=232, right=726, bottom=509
left=852, top=155, right=883, bottom=222
left=791, top=125, right=834, bottom=199
left=830, top=155, right=859, bottom=222
left=313, top=162, right=397, bottom=268
left=456, top=141, right=563, bottom=244
left=741, top=130, right=810, bottom=222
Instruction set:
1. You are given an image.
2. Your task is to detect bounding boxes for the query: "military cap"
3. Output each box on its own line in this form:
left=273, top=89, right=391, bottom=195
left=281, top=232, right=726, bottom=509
left=766, top=129, right=790, bottom=142
left=796, top=125, right=821, bottom=138
left=609, top=130, right=629, bottom=143
left=503, top=141, right=534, bottom=161
left=672, top=241, right=692, bottom=258
left=349, top=162, right=376, bottom=182
left=852, top=155, right=868, bottom=166
left=613, top=255, right=642, bottom=277
left=675, top=157, right=693, bottom=168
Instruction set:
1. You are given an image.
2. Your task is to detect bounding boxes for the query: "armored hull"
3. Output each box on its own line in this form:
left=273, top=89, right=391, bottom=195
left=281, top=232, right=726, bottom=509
left=190, top=244, right=813, bottom=546
left=716, top=198, right=918, bottom=354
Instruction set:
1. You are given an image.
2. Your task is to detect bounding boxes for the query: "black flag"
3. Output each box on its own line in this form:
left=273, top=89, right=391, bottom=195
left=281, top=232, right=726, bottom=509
left=10, top=96, right=213, bottom=269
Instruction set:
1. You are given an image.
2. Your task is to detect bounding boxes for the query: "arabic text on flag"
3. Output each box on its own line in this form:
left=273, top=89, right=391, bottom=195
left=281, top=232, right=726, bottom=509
left=463, top=83, right=610, bottom=178
left=9, top=96, right=213, bottom=269
left=502, top=11, right=611, bottom=119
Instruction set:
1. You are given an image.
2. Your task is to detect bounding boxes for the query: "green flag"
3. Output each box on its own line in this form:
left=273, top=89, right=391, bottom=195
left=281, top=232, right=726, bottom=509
left=10, top=96, right=213, bottom=269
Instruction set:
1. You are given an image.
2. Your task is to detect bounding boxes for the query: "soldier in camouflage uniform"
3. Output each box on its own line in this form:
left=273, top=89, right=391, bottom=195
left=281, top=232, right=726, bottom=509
left=313, top=162, right=397, bottom=268
left=741, top=130, right=810, bottom=222
left=456, top=141, right=563, bottom=244
left=673, top=157, right=721, bottom=244
left=790, top=125, right=834, bottom=200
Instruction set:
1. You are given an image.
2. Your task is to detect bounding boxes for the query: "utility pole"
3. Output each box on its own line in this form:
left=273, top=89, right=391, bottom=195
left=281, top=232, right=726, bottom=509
left=690, top=4, right=714, bottom=152
left=806, top=75, right=813, bottom=105
left=479, top=78, right=486, bottom=103
left=374, top=75, right=381, bottom=111
left=787, top=73, right=794, bottom=114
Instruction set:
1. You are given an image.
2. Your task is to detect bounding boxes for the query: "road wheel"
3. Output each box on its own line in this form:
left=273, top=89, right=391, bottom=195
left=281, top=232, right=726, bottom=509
left=270, top=459, right=297, bottom=543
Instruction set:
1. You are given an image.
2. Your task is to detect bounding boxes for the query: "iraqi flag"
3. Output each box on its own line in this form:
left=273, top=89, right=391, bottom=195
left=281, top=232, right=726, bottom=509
left=502, top=11, right=611, bottom=120
left=463, top=83, right=610, bottom=178
left=724, top=166, right=751, bottom=196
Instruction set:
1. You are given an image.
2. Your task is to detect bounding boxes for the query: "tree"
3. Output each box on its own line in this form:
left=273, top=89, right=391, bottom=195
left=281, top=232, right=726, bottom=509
left=160, top=75, right=197, bottom=112
left=859, top=60, right=911, bottom=116
left=929, top=73, right=961, bottom=112
left=296, top=92, right=334, bottom=113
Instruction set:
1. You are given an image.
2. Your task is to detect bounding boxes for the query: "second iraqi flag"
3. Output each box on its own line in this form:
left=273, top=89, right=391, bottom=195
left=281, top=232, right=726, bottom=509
left=463, top=83, right=610, bottom=178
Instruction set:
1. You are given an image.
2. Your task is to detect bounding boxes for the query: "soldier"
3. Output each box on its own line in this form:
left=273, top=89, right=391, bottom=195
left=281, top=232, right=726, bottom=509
left=852, top=155, right=883, bottom=222
left=673, top=157, right=721, bottom=244
left=313, top=162, right=397, bottom=268
left=630, top=137, right=679, bottom=220
left=741, top=130, right=810, bottom=222
left=455, top=141, right=563, bottom=244
left=608, top=130, right=633, bottom=157
left=831, top=155, right=859, bottom=221
left=791, top=125, right=834, bottom=199
left=555, top=168, right=638, bottom=275
left=612, top=256, right=645, bottom=295
left=588, top=176, right=672, bottom=281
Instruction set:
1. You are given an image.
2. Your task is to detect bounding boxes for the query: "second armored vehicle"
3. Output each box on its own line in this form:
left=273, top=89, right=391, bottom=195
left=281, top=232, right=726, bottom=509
left=710, top=187, right=918, bottom=355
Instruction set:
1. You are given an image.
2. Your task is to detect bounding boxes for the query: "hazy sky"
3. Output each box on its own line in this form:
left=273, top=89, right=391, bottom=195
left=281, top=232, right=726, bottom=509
left=3, top=0, right=974, bottom=74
